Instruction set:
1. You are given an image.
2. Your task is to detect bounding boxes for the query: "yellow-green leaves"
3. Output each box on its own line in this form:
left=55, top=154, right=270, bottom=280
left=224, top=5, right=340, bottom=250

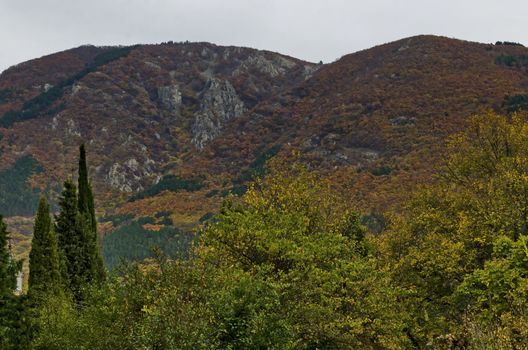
left=198, top=161, right=409, bottom=349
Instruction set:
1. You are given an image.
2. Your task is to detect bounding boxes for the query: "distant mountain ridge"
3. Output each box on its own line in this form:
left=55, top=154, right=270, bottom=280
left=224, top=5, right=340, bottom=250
left=1, top=35, right=528, bottom=264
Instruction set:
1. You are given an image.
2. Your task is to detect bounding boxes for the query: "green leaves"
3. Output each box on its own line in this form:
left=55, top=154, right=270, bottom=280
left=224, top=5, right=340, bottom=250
left=381, top=112, right=528, bottom=345
left=30, top=112, right=528, bottom=347
left=456, top=236, right=528, bottom=319
left=198, top=162, right=409, bottom=349
left=0, top=216, right=20, bottom=297
left=28, top=197, right=61, bottom=299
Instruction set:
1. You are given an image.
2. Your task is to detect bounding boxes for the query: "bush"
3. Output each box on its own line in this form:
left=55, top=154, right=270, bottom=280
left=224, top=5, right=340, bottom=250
left=502, top=94, right=528, bottom=113
left=495, top=54, right=528, bottom=68
left=370, top=165, right=392, bottom=176
left=495, top=41, right=524, bottom=47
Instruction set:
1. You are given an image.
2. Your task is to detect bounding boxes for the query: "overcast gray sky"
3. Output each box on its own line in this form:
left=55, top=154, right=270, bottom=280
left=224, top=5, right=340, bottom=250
left=1, top=0, right=527, bottom=73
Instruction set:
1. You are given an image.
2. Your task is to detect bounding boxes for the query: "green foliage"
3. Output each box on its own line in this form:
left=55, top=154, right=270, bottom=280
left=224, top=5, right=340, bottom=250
left=55, top=180, right=82, bottom=297
left=198, top=212, right=214, bottom=223
left=0, top=215, right=20, bottom=296
left=0, top=217, right=27, bottom=349
left=99, top=213, right=133, bottom=226
left=503, top=94, right=528, bottom=113
left=456, top=236, right=528, bottom=320
left=0, top=155, right=43, bottom=216
left=495, top=41, right=525, bottom=46
left=0, top=46, right=137, bottom=128
left=154, top=211, right=173, bottom=225
left=55, top=180, right=101, bottom=299
left=28, top=197, right=61, bottom=299
left=370, top=165, right=393, bottom=176
left=31, top=262, right=218, bottom=350
left=457, top=237, right=528, bottom=348
left=220, top=184, right=247, bottom=197
left=198, top=163, right=408, bottom=349
left=462, top=311, right=528, bottom=349
left=136, top=216, right=156, bottom=225
left=0, top=295, right=31, bottom=350
left=77, top=144, right=105, bottom=282
left=495, top=54, right=528, bottom=68
left=129, top=175, right=204, bottom=202
left=0, top=88, right=17, bottom=104
left=361, top=212, right=387, bottom=234
left=102, top=220, right=194, bottom=270
left=154, top=210, right=171, bottom=218
left=232, top=144, right=282, bottom=185
left=205, top=189, right=219, bottom=198
left=24, top=112, right=528, bottom=348
left=78, top=144, right=96, bottom=232
left=380, top=112, right=528, bottom=344
left=222, top=144, right=282, bottom=197
left=32, top=163, right=408, bottom=349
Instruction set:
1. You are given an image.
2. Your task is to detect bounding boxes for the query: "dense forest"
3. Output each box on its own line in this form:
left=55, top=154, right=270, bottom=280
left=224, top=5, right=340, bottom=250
left=2, top=111, right=528, bottom=349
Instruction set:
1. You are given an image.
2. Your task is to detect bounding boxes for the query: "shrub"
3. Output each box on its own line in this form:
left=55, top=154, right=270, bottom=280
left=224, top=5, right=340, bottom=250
left=495, top=54, right=528, bottom=68
left=502, top=94, right=528, bottom=113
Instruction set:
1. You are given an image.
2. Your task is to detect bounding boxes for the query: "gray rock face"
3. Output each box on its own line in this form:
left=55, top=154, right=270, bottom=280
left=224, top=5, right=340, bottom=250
left=157, top=85, right=182, bottom=113
left=303, top=64, right=319, bottom=80
left=389, top=116, right=417, bottom=126
left=191, top=78, right=245, bottom=149
left=233, top=54, right=296, bottom=78
left=106, top=157, right=156, bottom=192
left=43, top=83, right=53, bottom=92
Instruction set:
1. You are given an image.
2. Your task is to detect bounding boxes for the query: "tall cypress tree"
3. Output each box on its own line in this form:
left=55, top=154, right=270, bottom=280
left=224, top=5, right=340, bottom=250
left=28, top=197, right=61, bottom=298
left=77, top=144, right=105, bottom=282
left=78, top=144, right=96, bottom=233
left=0, top=215, right=19, bottom=296
left=55, top=180, right=85, bottom=298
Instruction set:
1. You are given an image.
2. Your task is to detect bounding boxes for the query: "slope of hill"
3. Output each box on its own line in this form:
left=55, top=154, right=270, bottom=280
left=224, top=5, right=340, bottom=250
left=0, top=42, right=315, bottom=216
left=2, top=35, right=528, bottom=265
left=189, top=35, right=528, bottom=212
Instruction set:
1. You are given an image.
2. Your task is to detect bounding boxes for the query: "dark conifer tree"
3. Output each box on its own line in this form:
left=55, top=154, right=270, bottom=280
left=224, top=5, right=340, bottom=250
left=55, top=180, right=86, bottom=297
left=0, top=215, right=29, bottom=349
left=28, top=197, right=61, bottom=298
left=0, top=215, right=19, bottom=296
left=77, top=144, right=105, bottom=282
left=78, top=144, right=96, bottom=233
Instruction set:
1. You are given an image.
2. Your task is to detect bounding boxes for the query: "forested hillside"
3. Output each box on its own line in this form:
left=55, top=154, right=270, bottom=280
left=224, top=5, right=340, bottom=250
left=3, top=112, right=528, bottom=348
left=1, top=35, right=528, bottom=348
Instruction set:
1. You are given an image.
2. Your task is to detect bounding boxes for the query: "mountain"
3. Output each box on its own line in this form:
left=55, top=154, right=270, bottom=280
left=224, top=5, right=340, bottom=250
left=195, top=36, right=528, bottom=212
left=0, top=42, right=314, bottom=211
left=2, top=35, right=528, bottom=266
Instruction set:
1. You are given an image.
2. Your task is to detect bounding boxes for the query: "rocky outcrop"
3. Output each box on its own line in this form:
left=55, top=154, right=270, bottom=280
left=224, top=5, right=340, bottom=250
left=157, top=84, right=182, bottom=113
left=233, top=54, right=297, bottom=78
left=191, top=78, right=245, bottom=149
left=389, top=116, right=417, bottom=126
left=106, top=157, right=156, bottom=192
left=50, top=115, right=82, bottom=137
left=0, top=41, right=315, bottom=212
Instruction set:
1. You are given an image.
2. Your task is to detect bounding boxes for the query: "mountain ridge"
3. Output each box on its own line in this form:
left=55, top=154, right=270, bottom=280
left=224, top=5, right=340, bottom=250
left=2, top=34, right=528, bottom=266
